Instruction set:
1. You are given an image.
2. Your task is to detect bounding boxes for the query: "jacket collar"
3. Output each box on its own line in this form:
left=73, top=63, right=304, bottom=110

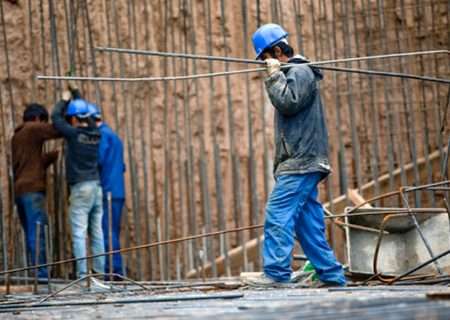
left=286, top=54, right=323, bottom=80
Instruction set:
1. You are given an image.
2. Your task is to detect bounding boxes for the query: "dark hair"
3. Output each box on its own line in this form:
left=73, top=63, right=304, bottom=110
left=65, top=115, right=96, bottom=127
left=23, top=103, right=49, bottom=122
left=263, top=41, right=294, bottom=59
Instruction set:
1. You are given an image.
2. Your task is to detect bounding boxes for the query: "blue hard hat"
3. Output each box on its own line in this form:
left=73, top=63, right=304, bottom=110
left=66, top=99, right=89, bottom=118
left=252, top=23, right=288, bottom=60
left=87, top=103, right=101, bottom=119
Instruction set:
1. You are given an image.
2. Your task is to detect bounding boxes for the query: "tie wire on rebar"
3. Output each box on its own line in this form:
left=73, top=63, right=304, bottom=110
left=36, top=49, right=450, bottom=84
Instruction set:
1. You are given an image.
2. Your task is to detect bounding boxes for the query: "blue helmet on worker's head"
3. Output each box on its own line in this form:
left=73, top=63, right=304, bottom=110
left=252, top=23, right=288, bottom=60
left=66, top=99, right=89, bottom=118
left=87, top=102, right=102, bottom=120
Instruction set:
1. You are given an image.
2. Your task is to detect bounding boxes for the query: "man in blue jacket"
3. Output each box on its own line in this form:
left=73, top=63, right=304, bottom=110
left=247, top=24, right=346, bottom=288
left=88, top=103, right=125, bottom=278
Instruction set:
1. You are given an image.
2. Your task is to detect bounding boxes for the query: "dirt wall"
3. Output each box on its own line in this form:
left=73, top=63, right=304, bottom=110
left=0, top=0, right=448, bottom=279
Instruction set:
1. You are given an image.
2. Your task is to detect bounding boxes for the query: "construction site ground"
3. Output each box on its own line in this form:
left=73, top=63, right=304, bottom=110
left=1, top=281, right=450, bottom=319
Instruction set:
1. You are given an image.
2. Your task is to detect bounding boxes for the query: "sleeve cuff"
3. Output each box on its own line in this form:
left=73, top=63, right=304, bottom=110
left=264, top=70, right=283, bottom=87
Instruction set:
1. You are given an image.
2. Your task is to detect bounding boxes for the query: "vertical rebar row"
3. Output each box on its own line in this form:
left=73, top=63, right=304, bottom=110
left=126, top=0, right=144, bottom=281
left=219, top=0, right=247, bottom=272
left=372, top=0, right=401, bottom=207
left=111, top=0, right=142, bottom=280
left=398, top=0, right=421, bottom=206
left=0, top=0, right=18, bottom=281
left=377, top=0, right=408, bottom=197
left=180, top=0, right=199, bottom=277
left=339, top=0, right=363, bottom=190
left=241, top=0, right=261, bottom=263
left=0, top=0, right=16, bottom=128
left=414, top=0, right=435, bottom=207
left=142, top=0, right=156, bottom=280
left=204, top=0, right=230, bottom=277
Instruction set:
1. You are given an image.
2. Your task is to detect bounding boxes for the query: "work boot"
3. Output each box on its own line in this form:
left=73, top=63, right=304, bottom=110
left=244, top=273, right=292, bottom=288
left=307, top=279, right=346, bottom=288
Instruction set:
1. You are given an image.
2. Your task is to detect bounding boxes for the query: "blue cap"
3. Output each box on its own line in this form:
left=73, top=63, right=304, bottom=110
left=66, top=99, right=89, bottom=118
left=87, top=103, right=101, bottom=119
left=252, top=23, right=288, bottom=60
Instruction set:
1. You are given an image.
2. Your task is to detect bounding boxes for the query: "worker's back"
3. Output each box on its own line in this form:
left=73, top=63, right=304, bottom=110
left=98, top=123, right=125, bottom=199
left=12, top=122, right=59, bottom=196
left=51, top=100, right=101, bottom=185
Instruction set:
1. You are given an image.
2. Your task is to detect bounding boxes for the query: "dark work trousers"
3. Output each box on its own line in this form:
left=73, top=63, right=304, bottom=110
left=15, top=192, right=48, bottom=278
left=102, top=197, right=124, bottom=276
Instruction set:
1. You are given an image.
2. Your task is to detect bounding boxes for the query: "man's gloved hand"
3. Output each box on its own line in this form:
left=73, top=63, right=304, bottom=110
left=62, top=90, right=72, bottom=102
left=265, top=58, right=281, bottom=76
left=67, top=80, right=81, bottom=99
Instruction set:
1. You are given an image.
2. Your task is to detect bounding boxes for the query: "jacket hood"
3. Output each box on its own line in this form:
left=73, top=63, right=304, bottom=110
left=287, top=55, right=323, bottom=80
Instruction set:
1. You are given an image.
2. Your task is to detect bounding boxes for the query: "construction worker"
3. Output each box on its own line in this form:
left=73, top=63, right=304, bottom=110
left=87, top=103, right=126, bottom=279
left=12, top=103, right=60, bottom=279
left=51, top=86, right=108, bottom=290
left=247, top=24, right=346, bottom=287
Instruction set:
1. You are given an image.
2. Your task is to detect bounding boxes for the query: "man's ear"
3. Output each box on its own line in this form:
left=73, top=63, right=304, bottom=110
left=274, top=46, right=283, bottom=59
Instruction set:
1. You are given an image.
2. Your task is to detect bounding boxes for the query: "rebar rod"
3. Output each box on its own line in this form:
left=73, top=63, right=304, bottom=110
left=168, top=0, right=182, bottom=280
left=96, top=47, right=448, bottom=67
left=400, top=190, right=443, bottom=274
left=37, top=63, right=450, bottom=84
left=142, top=0, right=155, bottom=281
left=0, top=224, right=264, bottom=277
left=161, top=0, right=170, bottom=281
left=0, top=204, right=444, bottom=278
left=388, top=249, right=450, bottom=284
left=27, top=0, right=37, bottom=100
left=0, top=292, right=244, bottom=313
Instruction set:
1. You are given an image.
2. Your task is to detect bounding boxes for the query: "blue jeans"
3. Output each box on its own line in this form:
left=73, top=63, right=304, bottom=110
left=263, top=173, right=346, bottom=285
left=102, top=198, right=124, bottom=275
left=15, top=192, right=48, bottom=278
left=69, top=181, right=105, bottom=278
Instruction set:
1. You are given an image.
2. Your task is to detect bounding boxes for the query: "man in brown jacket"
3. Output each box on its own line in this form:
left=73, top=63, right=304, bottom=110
left=12, top=103, right=60, bottom=279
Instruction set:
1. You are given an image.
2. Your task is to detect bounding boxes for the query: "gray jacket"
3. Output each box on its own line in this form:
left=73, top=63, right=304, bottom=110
left=265, top=55, right=330, bottom=178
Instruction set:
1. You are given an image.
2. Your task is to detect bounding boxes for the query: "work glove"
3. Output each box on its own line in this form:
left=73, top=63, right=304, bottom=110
left=265, top=58, right=281, bottom=76
left=67, top=80, right=81, bottom=99
left=62, top=90, right=72, bottom=102
left=67, top=80, right=78, bottom=92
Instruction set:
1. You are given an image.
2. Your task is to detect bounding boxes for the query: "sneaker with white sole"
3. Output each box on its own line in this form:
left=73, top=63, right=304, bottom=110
left=244, top=273, right=292, bottom=288
left=89, top=277, right=112, bottom=292
left=290, top=270, right=314, bottom=283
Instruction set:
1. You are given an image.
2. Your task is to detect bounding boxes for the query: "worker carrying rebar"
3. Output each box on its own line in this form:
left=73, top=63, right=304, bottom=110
left=51, top=85, right=108, bottom=290
left=11, top=103, right=60, bottom=279
left=246, top=24, right=346, bottom=288
left=87, top=103, right=126, bottom=279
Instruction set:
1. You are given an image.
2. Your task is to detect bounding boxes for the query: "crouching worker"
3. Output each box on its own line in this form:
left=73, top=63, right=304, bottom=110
left=87, top=103, right=126, bottom=279
left=247, top=24, right=346, bottom=288
left=51, top=86, right=108, bottom=290
left=12, top=103, right=60, bottom=279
